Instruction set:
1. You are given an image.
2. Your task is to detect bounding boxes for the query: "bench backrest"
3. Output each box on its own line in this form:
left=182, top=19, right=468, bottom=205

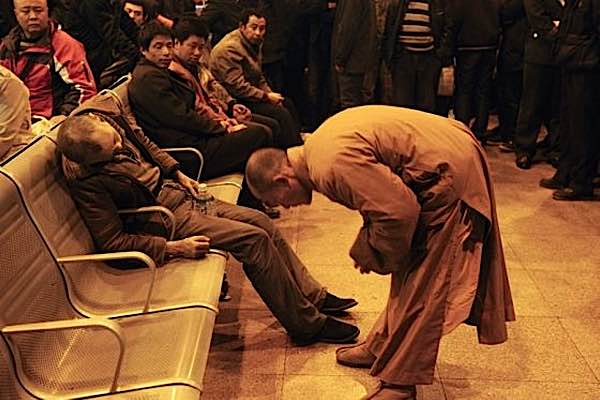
left=0, top=171, right=94, bottom=398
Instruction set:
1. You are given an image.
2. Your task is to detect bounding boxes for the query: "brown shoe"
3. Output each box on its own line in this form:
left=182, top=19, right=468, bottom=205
left=362, top=382, right=417, bottom=400
left=336, top=342, right=376, bottom=368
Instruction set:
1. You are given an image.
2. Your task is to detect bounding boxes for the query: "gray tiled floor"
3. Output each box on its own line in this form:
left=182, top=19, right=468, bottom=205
left=202, top=146, right=600, bottom=399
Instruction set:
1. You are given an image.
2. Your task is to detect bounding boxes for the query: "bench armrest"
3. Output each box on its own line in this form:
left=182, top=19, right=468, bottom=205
left=57, top=251, right=158, bottom=314
left=163, top=147, right=204, bottom=181
left=205, top=181, right=243, bottom=190
left=118, top=206, right=176, bottom=240
left=2, top=317, right=125, bottom=393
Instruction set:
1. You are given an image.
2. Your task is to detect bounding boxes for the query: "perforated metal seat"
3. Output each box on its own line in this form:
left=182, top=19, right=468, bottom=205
left=1, top=136, right=227, bottom=318
left=0, top=174, right=212, bottom=399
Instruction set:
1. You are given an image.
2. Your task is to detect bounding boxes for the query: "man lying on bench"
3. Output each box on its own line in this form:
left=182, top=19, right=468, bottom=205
left=56, top=93, right=359, bottom=345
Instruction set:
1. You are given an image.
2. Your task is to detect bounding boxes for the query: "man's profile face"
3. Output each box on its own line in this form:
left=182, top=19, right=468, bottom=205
left=142, top=35, right=173, bottom=69
left=173, top=35, right=206, bottom=66
left=86, top=117, right=123, bottom=164
left=261, top=178, right=312, bottom=209
left=240, top=15, right=267, bottom=46
left=124, top=2, right=146, bottom=26
left=14, top=0, right=49, bottom=39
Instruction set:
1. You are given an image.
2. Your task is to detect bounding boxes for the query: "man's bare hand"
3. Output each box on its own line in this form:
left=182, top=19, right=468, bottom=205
left=354, top=263, right=371, bottom=274
left=334, top=64, right=344, bottom=73
left=166, top=235, right=211, bottom=258
left=175, top=170, right=201, bottom=197
left=266, top=92, right=284, bottom=105
left=232, top=104, right=252, bottom=121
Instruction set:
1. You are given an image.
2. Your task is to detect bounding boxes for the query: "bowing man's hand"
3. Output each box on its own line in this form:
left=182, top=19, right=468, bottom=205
left=354, top=263, right=371, bottom=274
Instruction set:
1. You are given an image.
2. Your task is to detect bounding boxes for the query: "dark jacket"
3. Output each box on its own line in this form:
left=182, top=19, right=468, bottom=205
left=498, top=0, right=528, bottom=71
left=383, top=0, right=454, bottom=65
left=451, top=0, right=501, bottom=51
left=331, top=0, right=377, bottom=73
left=129, top=58, right=227, bottom=149
left=55, top=0, right=140, bottom=79
left=0, top=21, right=97, bottom=118
left=555, top=0, right=600, bottom=70
left=523, top=0, right=563, bottom=65
left=200, top=0, right=326, bottom=64
left=210, top=29, right=273, bottom=102
left=62, top=93, right=180, bottom=265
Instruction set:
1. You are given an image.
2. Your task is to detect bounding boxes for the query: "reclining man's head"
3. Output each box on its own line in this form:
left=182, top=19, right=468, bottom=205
left=139, top=20, right=173, bottom=69
left=57, top=114, right=123, bottom=165
left=245, top=148, right=313, bottom=208
left=172, top=16, right=209, bottom=68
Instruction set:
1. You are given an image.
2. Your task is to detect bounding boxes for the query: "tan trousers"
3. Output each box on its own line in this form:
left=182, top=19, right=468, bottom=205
left=159, top=183, right=328, bottom=341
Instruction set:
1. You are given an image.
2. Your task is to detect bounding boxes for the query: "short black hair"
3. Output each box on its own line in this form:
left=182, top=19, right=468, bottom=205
left=239, top=8, right=266, bottom=26
left=138, top=20, right=172, bottom=50
left=123, top=0, right=157, bottom=18
left=172, top=16, right=209, bottom=42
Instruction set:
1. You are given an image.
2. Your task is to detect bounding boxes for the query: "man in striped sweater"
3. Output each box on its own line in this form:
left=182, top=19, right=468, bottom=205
left=382, top=0, right=453, bottom=113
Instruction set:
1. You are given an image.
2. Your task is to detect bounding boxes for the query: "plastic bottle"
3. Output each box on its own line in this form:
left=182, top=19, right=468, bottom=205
left=196, top=183, right=214, bottom=215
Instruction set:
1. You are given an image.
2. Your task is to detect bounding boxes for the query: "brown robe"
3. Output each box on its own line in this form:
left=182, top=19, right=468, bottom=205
left=287, top=105, right=515, bottom=385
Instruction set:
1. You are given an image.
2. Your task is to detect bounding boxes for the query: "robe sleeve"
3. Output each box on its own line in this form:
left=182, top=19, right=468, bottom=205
left=323, top=154, right=421, bottom=275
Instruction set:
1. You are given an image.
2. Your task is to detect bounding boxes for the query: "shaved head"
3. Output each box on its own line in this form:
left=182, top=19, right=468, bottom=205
left=245, top=148, right=288, bottom=198
left=245, top=148, right=313, bottom=208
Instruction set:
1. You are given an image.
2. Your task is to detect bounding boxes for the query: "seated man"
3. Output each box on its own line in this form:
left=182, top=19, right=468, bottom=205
left=0, top=65, right=34, bottom=162
left=210, top=8, right=302, bottom=148
left=129, top=20, right=272, bottom=181
left=56, top=90, right=360, bottom=345
left=0, top=0, right=96, bottom=121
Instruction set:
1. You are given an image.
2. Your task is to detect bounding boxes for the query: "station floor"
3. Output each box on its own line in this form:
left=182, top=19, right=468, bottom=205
left=202, top=145, right=600, bottom=399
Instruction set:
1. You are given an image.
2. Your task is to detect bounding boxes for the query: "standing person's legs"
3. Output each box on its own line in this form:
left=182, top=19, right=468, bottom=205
left=497, top=68, right=523, bottom=143
left=514, top=63, right=552, bottom=161
left=415, top=52, right=442, bottom=113
left=337, top=72, right=365, bottom=109
left=391, top=52, right=418, bottom=108
left=554, top=70, right=600, bottom=198
left=197, top=122, right=272, bottom=180
left=453, top=51, right=480, bottom=127
left=471, top=50, right=497, bottom=139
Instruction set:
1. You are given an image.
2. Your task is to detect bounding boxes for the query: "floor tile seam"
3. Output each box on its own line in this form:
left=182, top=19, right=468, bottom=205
left=522, top=266, right=600, bottom=274
left=557, top=317, right=600, bottom=384
left=439, top=377, right=600, bottom=384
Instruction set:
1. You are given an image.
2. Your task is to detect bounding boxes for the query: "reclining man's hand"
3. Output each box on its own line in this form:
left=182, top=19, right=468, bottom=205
left=166, top=235, right=211, bottom=258
left=175, top=170, right=201, bottom=197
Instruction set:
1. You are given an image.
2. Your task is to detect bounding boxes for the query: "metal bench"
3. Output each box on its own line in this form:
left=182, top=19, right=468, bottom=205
left=0, top=172, right=216, bottom=399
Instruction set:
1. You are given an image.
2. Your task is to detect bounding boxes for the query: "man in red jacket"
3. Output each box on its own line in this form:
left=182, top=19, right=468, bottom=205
left=0, top=0, right=96, bottom=121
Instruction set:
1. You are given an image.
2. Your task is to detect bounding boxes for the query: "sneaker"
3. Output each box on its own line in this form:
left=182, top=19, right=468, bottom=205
left=320, top=293, right=358, bottom=314
left=296, top=317, right=360, bottom=345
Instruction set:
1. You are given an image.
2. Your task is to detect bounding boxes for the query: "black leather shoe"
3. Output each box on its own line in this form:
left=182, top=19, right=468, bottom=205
left=314, top=317, right=360, bottom=344
left=320, top=293, right=358, bottom=314
left=296, top=317, right=360, bottom=346
left=539, top=177, right=565, bottom=190
left=516, top=154, right=532, bottom=169
left=552, top=188, right=595, bottom=201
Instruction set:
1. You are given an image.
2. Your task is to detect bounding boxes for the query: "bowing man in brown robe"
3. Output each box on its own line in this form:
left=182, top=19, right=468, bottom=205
left=245, top=105, right=515, bottom=399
